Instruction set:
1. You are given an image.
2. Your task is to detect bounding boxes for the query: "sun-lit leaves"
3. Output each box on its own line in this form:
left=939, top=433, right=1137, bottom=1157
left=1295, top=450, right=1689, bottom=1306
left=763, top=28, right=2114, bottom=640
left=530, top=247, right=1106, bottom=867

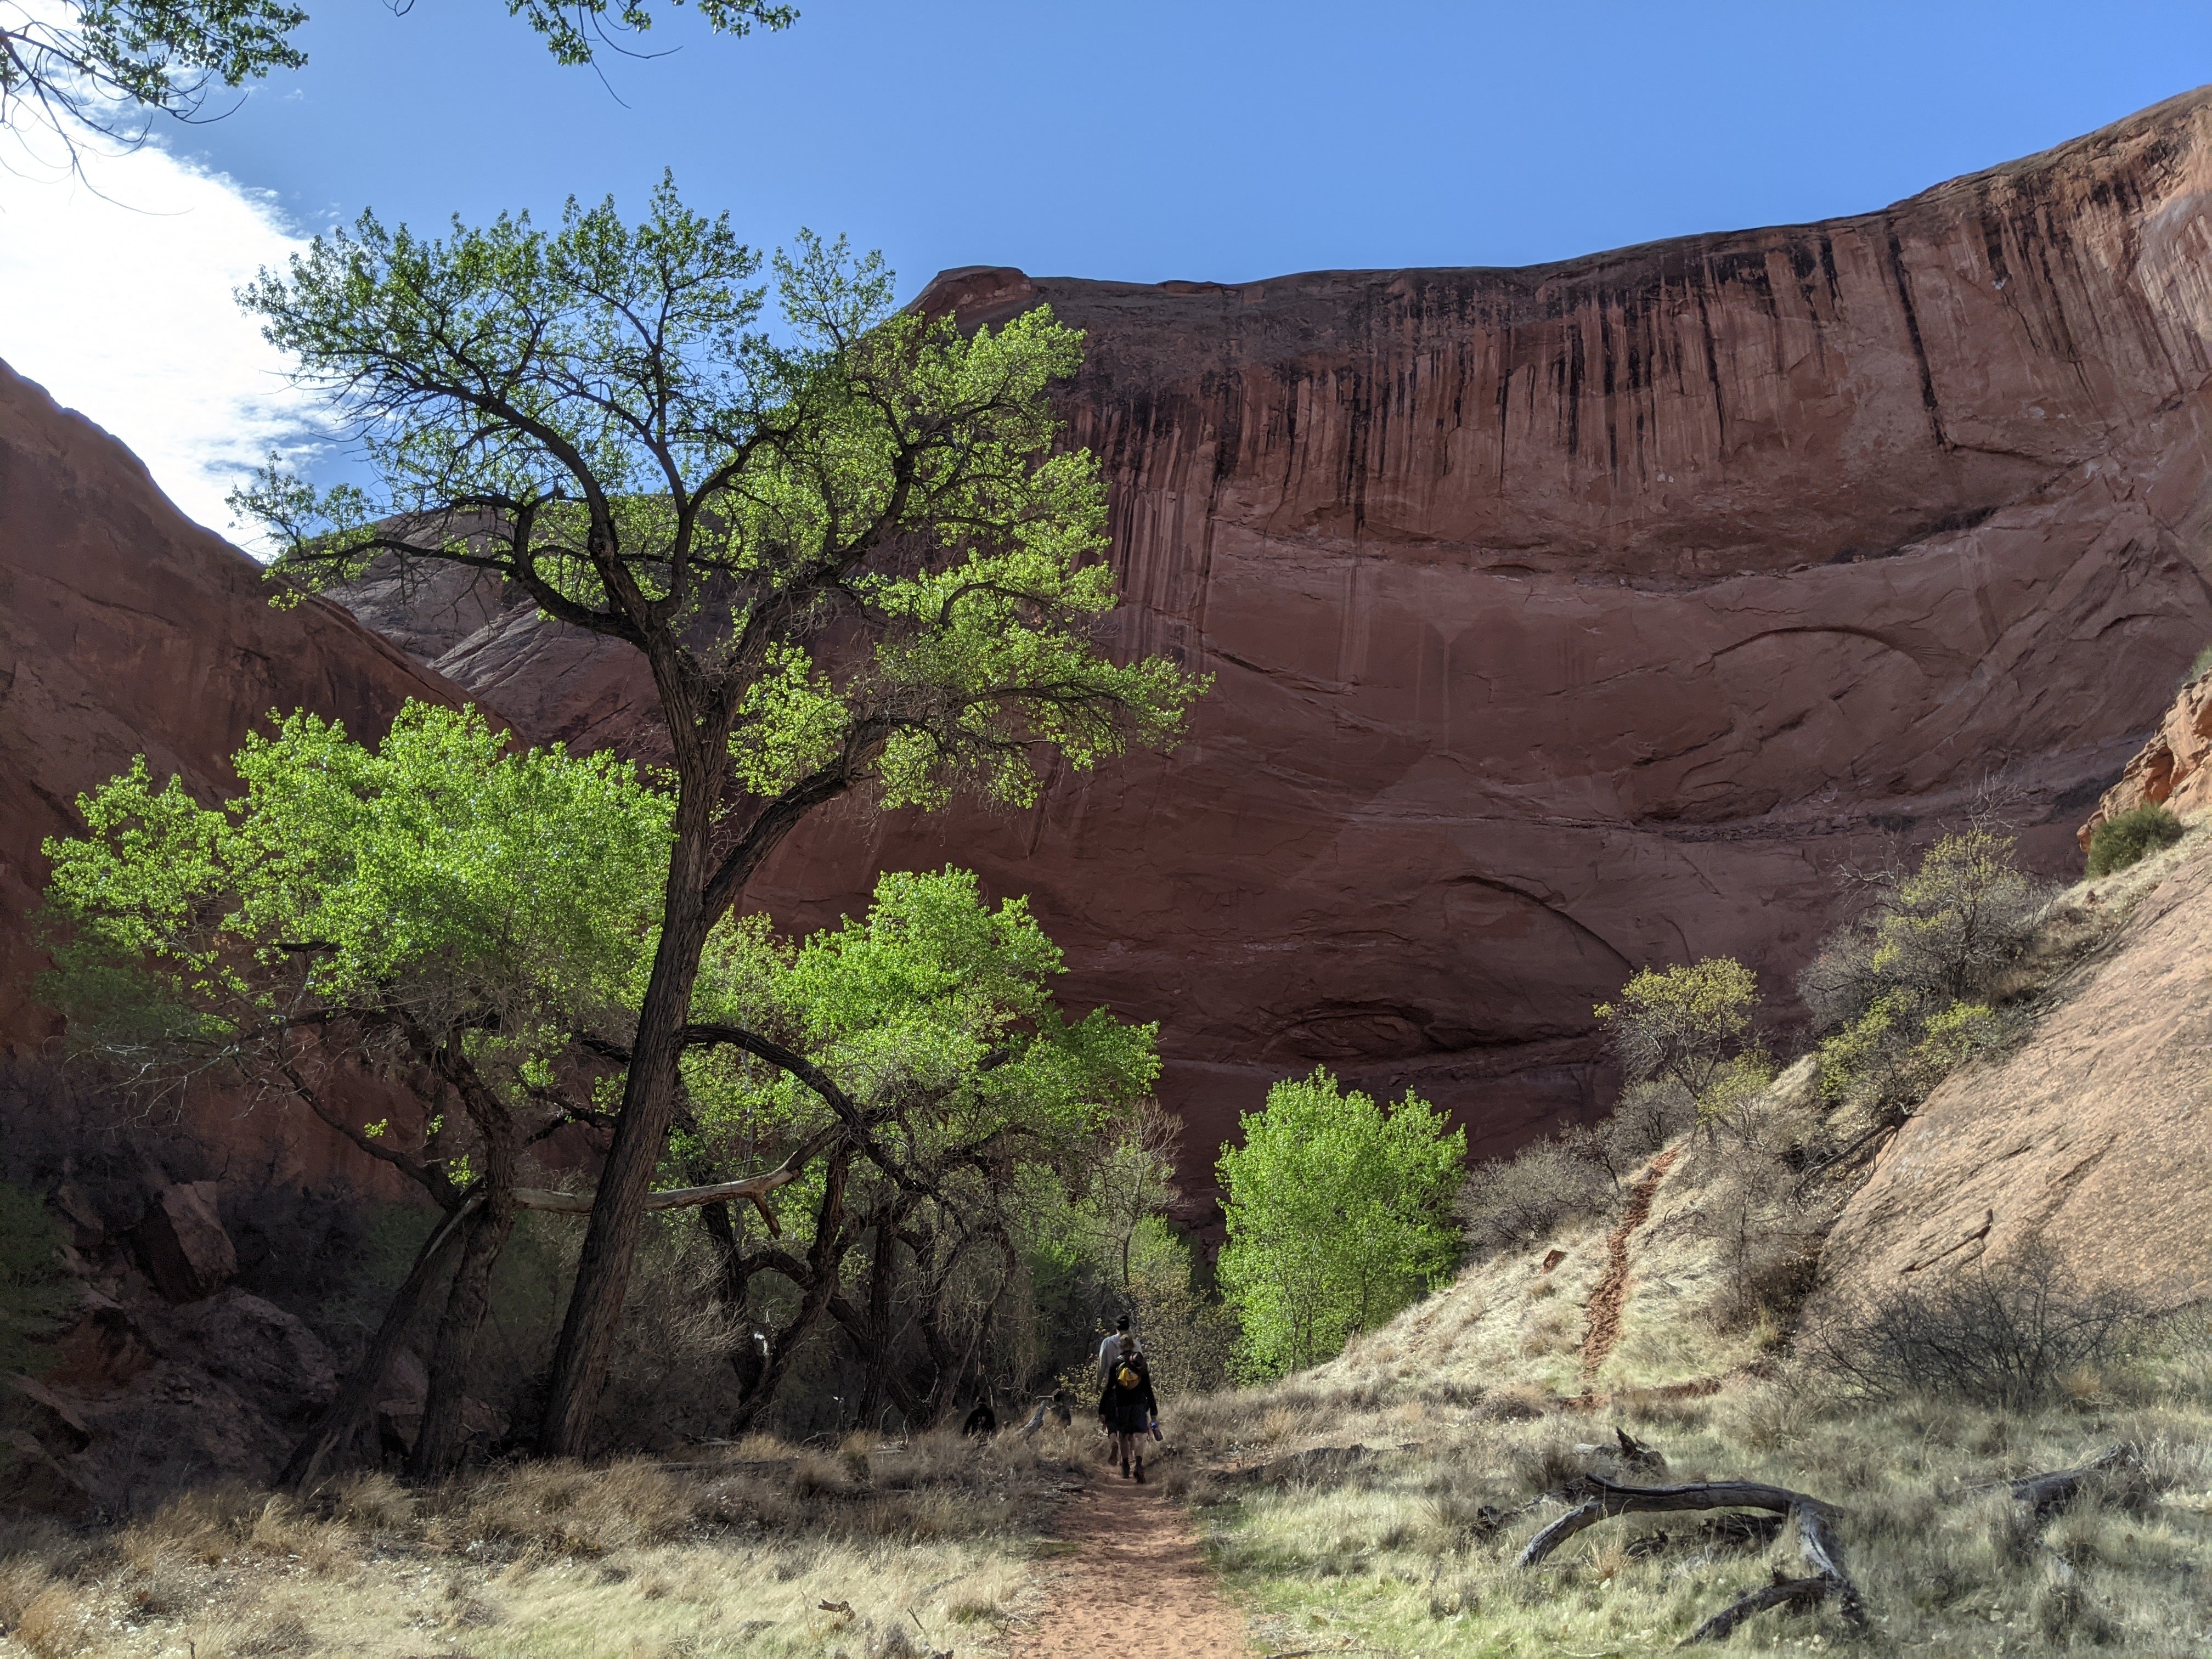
left=676, top=868, right=1158, bottom=1197
left=39, top=702, right=672, bottom=1089
left=234, top=184, right=1201, bottom=839
left=1216, top=1068, right=1466, bottom=1380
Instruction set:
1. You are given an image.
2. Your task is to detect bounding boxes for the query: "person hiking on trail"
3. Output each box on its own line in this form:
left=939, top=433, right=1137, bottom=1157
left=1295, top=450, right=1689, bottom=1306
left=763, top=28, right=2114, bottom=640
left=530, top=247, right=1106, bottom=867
left=1094, top=1314, right=1133, bottom=1392
left=1098, top=1334, right=1159, bottom=1481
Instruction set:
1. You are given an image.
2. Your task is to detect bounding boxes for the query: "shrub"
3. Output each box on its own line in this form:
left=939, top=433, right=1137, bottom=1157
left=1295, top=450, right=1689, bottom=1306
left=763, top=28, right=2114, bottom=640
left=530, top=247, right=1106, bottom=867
left=2085, top=803, right=2185, bottom=877
left=1458, top=1126, right=1615, bottom=1256
left=1804, top=1246, right=2143, bottom=1407
left=1594, top=958, right=1761, bottom=1103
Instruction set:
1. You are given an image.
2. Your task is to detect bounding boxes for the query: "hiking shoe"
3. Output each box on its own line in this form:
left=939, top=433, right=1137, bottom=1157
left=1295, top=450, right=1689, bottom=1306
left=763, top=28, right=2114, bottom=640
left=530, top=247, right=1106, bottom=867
left=1134, top=1458, right=1146, bottom=1483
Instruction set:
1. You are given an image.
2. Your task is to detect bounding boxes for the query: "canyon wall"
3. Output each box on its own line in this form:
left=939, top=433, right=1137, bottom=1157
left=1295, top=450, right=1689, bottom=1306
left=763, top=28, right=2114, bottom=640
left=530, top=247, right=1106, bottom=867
left=363, top=91, right=2212, bottom=1206
left=0, top=358, right=468, bottom=1198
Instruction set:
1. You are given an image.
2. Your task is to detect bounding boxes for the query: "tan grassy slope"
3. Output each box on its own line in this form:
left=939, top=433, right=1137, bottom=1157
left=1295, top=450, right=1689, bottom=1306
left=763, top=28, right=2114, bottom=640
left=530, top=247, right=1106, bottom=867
left=1152, top=821, right=2212, bottom=1659
left=1286, top=817, right=2212, bottom=1410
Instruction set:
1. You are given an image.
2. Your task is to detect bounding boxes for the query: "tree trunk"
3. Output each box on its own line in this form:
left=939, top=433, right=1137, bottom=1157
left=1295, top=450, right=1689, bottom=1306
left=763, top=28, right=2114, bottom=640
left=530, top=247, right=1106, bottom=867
left=410, top=1195, right=514, bottom=1477
left=539, top=836, right=714, bottom=1455
left=727, top=1154, right=849, bottom=1435
left=413, top=1042, right=520, bottom=1477
left=280, top=1194, right=479, bottom=1492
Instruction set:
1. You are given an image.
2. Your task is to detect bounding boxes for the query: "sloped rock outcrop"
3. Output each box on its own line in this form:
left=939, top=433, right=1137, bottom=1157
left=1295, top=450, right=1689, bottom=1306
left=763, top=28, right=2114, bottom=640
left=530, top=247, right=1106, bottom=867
left=2077, top=669, right=2212, bottom=845
left=1821, top=830, right=2212, bottom=1311
left=356, top=92, right=2212, bottom=1193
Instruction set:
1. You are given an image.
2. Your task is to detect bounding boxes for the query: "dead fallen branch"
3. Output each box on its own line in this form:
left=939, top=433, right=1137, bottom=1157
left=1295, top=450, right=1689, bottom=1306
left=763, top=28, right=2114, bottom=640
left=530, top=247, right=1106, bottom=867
left=1518, top=1476, right=1836, bottom=1568
left=1685, top=1572, right=1833, bottom=1642
left=2007, top=1444, right=2136, bottom=1515
left=1515, top=1474, right=1866, bottom=1644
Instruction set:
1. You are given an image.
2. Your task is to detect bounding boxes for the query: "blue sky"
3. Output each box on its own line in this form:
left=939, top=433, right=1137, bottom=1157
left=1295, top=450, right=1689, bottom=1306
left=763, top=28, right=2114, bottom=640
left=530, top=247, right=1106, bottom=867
left=170, top=0, right=2212, bottom=285
left=3, top=1, right=2209, bottom=534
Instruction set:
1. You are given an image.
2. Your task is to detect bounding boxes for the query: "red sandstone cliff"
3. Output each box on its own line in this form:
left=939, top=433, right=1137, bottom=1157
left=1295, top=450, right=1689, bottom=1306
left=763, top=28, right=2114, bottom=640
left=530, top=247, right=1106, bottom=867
left=0, top=357, right=478, bottom=1194
left=345, top=92, right=2212, bottom=1200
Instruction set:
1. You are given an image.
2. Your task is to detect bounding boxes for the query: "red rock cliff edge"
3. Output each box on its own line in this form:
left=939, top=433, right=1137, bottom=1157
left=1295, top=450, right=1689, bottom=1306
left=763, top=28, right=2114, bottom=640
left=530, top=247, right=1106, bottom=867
left=0, top=358, right=475, bottom=1194
left=348, top=92, right=2212, bottom=1200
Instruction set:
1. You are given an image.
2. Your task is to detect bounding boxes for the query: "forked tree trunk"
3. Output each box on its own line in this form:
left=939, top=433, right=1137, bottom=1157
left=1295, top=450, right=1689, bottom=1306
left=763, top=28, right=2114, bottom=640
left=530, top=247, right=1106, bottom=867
left=280, top=1194, right=479, bottom=1492
left=410, top=1195, right=515, bottom=1477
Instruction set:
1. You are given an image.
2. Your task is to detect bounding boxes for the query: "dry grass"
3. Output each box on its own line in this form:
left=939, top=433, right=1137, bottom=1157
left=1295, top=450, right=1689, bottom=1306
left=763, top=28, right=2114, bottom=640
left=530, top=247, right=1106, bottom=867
left=1181, top=1318, right=2212, bottom=1657
left=0, top=1423, right=1103, bottom=1657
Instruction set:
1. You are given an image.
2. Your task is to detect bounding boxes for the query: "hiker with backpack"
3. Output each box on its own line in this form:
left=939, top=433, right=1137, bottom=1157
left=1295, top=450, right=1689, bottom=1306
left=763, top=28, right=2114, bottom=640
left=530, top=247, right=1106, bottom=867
left=1098, top=1333, right=1159, bottom=1481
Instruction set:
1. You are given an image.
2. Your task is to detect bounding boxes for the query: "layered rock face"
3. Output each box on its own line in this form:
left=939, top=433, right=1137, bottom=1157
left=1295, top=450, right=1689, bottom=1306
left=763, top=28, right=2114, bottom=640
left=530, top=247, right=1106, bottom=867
left=360, top=92, right=2212, bottom=1201
left=2078, top=668, right=2212, bottom=842
left=0, top=357, right=470, bottom=1195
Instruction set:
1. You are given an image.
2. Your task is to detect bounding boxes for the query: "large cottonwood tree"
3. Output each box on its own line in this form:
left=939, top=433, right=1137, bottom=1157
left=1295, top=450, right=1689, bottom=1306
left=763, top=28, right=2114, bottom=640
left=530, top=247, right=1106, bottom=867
left=235, top=183, right=1201, bottom=1452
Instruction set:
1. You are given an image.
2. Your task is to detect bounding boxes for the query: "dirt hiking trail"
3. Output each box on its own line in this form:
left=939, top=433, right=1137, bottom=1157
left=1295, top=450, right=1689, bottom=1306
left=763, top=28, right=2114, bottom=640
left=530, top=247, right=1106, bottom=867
left=1581, top=1148, right=1678, bottom=1376
left=1010, top=1468, right=1249, bottom=1658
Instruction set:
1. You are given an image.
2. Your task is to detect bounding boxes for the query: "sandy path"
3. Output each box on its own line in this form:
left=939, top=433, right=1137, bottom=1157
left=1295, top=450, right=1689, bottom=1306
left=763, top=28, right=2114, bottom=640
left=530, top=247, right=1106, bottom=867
left=1581, top=1147, right=1678, bottom=1376
left=1009, top=1464, right=1250, bottom=1658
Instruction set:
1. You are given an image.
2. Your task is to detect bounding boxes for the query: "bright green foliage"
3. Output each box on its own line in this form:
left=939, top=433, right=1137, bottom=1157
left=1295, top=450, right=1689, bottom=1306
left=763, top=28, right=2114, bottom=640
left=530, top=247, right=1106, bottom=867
left=678, top=868, right=1158, bottom=1214
left=40, top=702, right=669, bottom=1120
left=235, top=189, right=1200, bottom=822
left=1595, top=957, right=1762, bottom=1102
left=2085, top=804, right=2186, bottom=877
left=669, top=868, right=1160, bottom=1425
left=1216, top=1068, right=1466, bottom=1380
left=0, top=1183, right=72, bottom=1379
left=232, top=174, right=1199, bottom=1444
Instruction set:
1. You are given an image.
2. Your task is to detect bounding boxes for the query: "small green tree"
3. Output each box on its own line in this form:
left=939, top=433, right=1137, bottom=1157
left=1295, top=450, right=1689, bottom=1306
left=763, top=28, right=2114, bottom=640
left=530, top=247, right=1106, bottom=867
left=673, top=867, right=1160, bottom=1429
left=40, top=702, right=672, bottom=1477
left=1593, top=956, right=1769, bottom=1146
left=236, top=184, right=1202, bottom=1451
left=1216, top=1068, right=1465, bottom=1379
left=1594, top=957, right=1761, bottom=1102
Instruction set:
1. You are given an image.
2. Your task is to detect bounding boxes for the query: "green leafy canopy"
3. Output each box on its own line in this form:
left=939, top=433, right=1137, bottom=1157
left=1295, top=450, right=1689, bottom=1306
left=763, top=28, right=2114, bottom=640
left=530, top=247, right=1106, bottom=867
left=676, top=867, right=1159, bottom=1207
left=38, top=702, right=670, bottom=1088
left=234, top=182, right=1201, bottom=830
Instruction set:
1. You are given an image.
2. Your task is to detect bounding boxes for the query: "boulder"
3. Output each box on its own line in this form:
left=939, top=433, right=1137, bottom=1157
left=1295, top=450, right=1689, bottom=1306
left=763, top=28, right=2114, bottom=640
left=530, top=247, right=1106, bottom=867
left=180, top=1289, right=338, bottom=1416
left=44, top=1291, right=160, bottom=1395
left=0, top=1429, right=96, bottom=1520
left=134, top=1181, right=235, bottom=1302
left=4, top=1374, right=90, bottom=1453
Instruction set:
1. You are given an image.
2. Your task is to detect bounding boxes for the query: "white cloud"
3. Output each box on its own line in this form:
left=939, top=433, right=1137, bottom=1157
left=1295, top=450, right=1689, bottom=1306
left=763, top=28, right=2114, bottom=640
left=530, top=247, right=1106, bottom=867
left=0, top=128, right=321, bottom=545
